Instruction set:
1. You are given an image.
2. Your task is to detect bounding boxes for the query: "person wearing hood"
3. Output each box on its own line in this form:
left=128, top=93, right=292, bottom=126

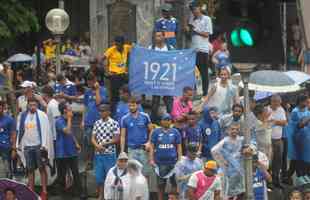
left=127, top=160, right=149, bottom=200
left=198, top=106, right=221, bottom=161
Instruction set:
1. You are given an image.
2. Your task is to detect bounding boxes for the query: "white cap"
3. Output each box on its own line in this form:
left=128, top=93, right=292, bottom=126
left=20, top=81, right=37, bottom=88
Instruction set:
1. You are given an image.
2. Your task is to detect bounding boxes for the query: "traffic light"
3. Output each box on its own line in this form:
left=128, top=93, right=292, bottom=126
left=231, top=27, right=254, bottom=47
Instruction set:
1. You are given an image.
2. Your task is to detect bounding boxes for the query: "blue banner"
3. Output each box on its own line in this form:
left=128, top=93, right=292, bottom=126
left=129, top=46, right=196, bottom=96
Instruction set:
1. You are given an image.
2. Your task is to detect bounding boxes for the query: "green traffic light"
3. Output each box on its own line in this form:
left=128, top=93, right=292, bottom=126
left=231, top=29, right=242, bottom=47
left=230, top=27, right=254, bottom=47
left=240, top=28, right=254, bottom=46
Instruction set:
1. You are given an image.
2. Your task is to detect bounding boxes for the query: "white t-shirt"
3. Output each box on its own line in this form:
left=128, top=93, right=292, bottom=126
left=47, top=99, right=60, bottom=140
left=129, top=175, right=149, bottom=200
left=189, top=15, right=213, bottom=53
left=268, top=106, right=286, bottom=139
left=23, top=113, right=41, bottom=147
left=148, top=45, right=169, bottom=51
left=187, top=171, right=222, bottom=200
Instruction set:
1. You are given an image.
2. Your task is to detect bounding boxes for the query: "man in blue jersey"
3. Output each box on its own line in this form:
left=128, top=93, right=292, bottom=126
left=114, top=84, right=143, bottom=124
left=150, top=113, right=182, bottom=200
left=81, top=74, right=109, bottom=169
left=154, top=3, right=178, bottom=48
left=184, top=111, right=203, bottom=148
left=252, top=153, right=272, bottom=200
left=120, top=96, right=153, bottom=177
left=55, top=102, right=82, bottom=197
left=54, top=74, right=77, bottom=102
left=0, top=101, right=16, bottom=178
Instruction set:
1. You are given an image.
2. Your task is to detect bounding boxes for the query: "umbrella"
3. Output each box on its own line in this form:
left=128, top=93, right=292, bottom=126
left=239, top=70, right=301, bottom=93
left=284, top=70, right=310, bottom=85
left=0, top=178, right=40, bottom=200
left=7, top=53, right=32, bottom=63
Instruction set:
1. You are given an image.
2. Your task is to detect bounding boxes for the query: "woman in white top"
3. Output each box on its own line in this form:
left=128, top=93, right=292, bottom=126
left=204, top=67, right=239, bottom=115
left=127, top=160, right=149, bottom=200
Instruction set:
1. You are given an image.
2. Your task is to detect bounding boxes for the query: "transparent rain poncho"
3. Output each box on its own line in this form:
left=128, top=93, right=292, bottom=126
left=212, top=135, right=256, bottom=198
left=127, top=160, right=149, bottom=200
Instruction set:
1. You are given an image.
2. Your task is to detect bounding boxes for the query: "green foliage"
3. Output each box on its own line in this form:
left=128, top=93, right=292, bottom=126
left=0, top=0, right=39, bottom=43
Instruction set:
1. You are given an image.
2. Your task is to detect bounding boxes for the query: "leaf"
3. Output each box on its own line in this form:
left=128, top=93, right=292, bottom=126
left=0, top=0, right=39, bottom=41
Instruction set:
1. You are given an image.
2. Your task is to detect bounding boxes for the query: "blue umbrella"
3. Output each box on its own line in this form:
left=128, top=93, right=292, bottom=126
left=7, top=53, right=32, bottom=63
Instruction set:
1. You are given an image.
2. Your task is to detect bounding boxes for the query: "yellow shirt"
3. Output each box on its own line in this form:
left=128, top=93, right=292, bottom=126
left=45, top=45, right=56, bottom=60
left=104, top=44, right=132, bottom=74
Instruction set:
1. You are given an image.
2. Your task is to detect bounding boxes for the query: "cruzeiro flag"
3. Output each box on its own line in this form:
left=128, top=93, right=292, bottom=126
left=129, top=45, right=196, bottom=97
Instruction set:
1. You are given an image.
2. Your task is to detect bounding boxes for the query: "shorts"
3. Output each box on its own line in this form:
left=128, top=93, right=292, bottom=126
left=156, top=165, right=177, bottom=189
left=305, top=51, right=310, bottom=64
left=94, top=153, right=116, bottom=185
left=128, top=148, right=152, bottom=176
left=24, top=145, right=44, bottom=172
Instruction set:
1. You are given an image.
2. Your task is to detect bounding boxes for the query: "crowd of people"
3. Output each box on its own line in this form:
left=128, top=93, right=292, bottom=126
left=0, top=1, right=310, bottom=200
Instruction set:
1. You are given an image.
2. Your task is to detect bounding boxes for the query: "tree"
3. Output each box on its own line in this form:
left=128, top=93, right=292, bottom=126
left=0, top=0, right=39, bottom=46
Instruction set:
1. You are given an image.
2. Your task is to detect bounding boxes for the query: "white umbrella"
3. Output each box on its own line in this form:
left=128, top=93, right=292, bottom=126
left=238, top=70, right=301, bottom=93
left=284, top=70, right=310, bottom=85
left=7, top=53, right=32, bottom=63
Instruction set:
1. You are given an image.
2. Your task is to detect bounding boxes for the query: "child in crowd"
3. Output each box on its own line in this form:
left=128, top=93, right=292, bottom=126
left=198, top=106, right=221, bottom=161
left=184, top=111, right=203, bottom=147
left=289, top=190, right=303, bottom=200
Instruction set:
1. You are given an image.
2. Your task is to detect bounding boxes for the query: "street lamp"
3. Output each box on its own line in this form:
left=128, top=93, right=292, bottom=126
left=234, top=63, right=256, bottom=200
left=45, top=8, right=70, bottom=74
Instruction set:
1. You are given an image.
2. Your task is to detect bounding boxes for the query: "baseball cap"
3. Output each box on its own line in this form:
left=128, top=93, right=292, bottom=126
left=20, top=81, right=37, bottom=88
left=161, top=113, right=172, bottom=121
left=204, top=160, right=217, bottom=170
left=118, top=152, right=128, bottom=160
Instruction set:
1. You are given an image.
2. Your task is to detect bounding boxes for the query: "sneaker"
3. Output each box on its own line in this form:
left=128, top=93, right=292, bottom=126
left=40, top=191, right=48, bottom=200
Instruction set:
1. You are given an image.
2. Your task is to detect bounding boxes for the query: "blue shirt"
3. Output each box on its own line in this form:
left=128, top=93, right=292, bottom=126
left=114, top=101, right=143, bottom=123
left=84, top=87, right=109, bottom=126
left=54, top=82, right=77, bottom=97
left=151, top=128, right=181, bottom=165
left=199, top=120, right=221, bottom=159
left=155, top=17, right=178, bottom=47
left=55, top=116, right=77, bottom=158
left=0, top=115, right=15, bottom=149
left=121, top=112, right=151, bottom=148
left=184, top=125, right=203, bottom=145
left=253, top=169, right=267, bottom=200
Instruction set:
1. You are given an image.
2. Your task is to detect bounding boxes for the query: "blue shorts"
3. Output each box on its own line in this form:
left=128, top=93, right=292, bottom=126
left=94, top=153, right=116, bottom=185
left=24, top=145, right=44, bottom=172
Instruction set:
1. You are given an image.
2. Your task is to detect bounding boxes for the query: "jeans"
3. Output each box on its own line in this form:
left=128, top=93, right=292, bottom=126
left=84, top=126, right=94, bottom=164
left=272, top=139, right=283, bottom=184
left=0, top=147, right=10, bottom=178
left=281, top=138, right=288, bottom=177
left=196, top=52, right=209, bottom=96
left=56, top=156, right=82, bottom=192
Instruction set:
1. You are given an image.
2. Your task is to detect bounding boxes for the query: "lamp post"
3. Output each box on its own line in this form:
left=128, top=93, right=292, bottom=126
left=235, top=63, right=256, bottom=200
left=45, top=8, right=70, bottom=75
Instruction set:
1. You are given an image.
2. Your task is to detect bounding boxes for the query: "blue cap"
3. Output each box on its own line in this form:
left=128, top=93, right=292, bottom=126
left=161, top=113, right=172, bottom=121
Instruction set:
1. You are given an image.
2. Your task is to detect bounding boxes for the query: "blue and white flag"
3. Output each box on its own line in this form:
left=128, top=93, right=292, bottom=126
left=129, top=46, right=196, bottom=96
